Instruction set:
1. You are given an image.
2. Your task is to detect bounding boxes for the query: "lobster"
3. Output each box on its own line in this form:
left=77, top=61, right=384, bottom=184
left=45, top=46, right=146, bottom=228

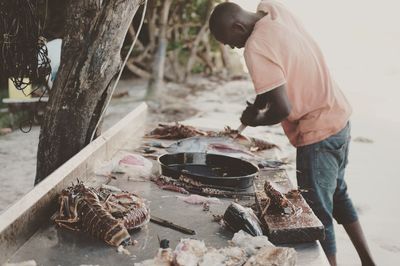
left=53, top=182, right=150, bottom=246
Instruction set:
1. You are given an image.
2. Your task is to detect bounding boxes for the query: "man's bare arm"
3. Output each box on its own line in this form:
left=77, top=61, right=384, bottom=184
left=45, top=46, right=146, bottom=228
left=241, top=84, right=291, bottom=126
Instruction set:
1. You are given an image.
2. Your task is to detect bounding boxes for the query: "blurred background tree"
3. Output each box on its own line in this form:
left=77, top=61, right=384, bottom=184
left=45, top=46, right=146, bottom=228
left=42, top=0, right=239, bottom=100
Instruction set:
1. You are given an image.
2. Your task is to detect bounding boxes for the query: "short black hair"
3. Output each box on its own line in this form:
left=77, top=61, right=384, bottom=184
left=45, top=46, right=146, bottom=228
left=209, top=2, right=241, bottom=38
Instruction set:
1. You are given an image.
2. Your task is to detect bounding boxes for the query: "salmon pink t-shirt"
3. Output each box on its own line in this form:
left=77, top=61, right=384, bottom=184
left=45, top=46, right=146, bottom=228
left=244, top=0, right=352, bottom=147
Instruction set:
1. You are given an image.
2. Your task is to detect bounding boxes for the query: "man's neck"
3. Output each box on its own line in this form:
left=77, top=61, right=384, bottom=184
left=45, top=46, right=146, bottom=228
left=247, top=11, right=267, bottom=32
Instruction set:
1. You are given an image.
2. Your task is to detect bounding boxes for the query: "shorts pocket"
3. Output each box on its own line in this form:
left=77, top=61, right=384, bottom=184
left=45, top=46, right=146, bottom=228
left=314, top=140, right=347, bottom=190
left=316, top=139, right=347, bottom=170
left=315, top=168, right=338, bottom=190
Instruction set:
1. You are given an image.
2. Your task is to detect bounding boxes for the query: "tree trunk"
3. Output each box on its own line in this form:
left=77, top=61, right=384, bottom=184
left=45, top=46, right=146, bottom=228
left=146, top=0, right=172, bottom=100
left=35, top=0, right=142, bottom=184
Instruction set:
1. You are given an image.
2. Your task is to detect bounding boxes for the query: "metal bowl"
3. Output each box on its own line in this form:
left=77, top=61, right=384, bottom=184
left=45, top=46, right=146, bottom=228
left=158, top=152, right=259, bottom=191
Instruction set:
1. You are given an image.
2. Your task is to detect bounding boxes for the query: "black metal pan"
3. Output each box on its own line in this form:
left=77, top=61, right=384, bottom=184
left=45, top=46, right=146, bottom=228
left=158, top=152, right=259, bottom=191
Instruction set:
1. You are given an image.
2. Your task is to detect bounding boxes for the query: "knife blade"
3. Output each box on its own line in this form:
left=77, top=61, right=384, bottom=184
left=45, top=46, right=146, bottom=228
left=237, top=124, right=247, bottom=134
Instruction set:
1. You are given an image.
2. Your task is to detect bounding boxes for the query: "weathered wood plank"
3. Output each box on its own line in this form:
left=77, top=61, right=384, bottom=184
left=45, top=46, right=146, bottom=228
left=255, top=169, right=324, bottom=244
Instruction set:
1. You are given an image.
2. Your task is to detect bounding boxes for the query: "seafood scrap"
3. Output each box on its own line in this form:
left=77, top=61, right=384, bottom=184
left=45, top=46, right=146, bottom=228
left=153, top=175, right=255, bottom=198
left=134, top=231, right=296, bottom=266
left=223, top=202, right=263, bottom=236
left=150, top=123, right=279, bottom=153
left=174, top=239, right=208, bottom=265
left=174, top=175, right=255, bottom=197
left=98, top=186, right=150, bottom=230
left=258, top=160, right=288, bottom=169
left=212, top=126, right=279, bottom=151
left=176, top=194, right=221, bottom=205
left=244, top=246, right=296, bottom=266
left=207, top=143, right=255, bottom=157
left=231, top=230, right=273, bottom=256
left=264, top=182, right=295, bottom=215
left=151, top=175, right=190, bottom=194
left=210, top=126, right=247, bottom=139
left=146, top=123, right=208, bottom=139
left=200, top=247, right=247, bottom=266
left=94, top=152, right=153, bottom=180
left=53, top=182, right=150, bottom=246
left=248, top=137, right=280, bottom=152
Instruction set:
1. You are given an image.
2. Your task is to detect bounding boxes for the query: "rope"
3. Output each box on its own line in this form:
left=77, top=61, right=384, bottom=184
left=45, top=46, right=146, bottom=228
left=90, top=0, right=148, bottom=142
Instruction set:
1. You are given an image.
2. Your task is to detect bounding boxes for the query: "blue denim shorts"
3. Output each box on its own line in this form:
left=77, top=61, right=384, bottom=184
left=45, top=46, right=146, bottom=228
left=296, top=122, right=358, bottom=256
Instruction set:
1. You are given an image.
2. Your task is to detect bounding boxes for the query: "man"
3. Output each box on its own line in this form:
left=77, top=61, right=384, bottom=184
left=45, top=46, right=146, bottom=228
left=209, top=1, right=375, bottom=265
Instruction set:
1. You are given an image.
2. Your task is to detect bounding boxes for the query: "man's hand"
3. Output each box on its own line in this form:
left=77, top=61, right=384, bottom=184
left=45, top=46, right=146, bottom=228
left=240, top=102, right=260, bottom=127
left=241, top=85, right=291, bottom=127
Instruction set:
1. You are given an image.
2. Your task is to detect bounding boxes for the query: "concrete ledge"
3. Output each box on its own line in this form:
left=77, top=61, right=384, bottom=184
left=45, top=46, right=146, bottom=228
left=0, top=102, right=147, bottom=263
left=2, top=98, right=49, bottom=103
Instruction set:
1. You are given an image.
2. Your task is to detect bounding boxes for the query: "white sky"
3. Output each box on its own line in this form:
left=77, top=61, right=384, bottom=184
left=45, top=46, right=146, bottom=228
left=231, top=0, right=400, bottom=124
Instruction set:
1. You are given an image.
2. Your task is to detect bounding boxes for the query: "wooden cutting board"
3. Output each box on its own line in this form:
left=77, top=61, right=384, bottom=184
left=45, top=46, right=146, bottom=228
left=255, top=169, right=324, bottom=244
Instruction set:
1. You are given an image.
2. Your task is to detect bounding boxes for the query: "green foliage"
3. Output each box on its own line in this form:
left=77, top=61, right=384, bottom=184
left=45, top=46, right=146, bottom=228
left=0, top=113, right=12, bottom=129
left=167, top=40, right=184, bottom=50
left=191, top=62, right=205, bottom=74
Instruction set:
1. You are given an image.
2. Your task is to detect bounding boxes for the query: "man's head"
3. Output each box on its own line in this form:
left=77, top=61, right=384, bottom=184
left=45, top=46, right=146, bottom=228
left=209, top=2, right=261, bottom=49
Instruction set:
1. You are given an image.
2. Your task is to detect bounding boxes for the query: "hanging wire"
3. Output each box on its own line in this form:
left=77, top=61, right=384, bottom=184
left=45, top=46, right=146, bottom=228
left=0, top=0, right=51, bottom=132
left=0, top=0, right=51, bottom=91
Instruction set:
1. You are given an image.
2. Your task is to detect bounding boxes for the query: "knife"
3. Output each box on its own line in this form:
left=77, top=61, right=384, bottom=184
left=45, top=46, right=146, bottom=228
left=237, top=123, right=247, bottom=134
left=236, top=100, right=254, bottom=134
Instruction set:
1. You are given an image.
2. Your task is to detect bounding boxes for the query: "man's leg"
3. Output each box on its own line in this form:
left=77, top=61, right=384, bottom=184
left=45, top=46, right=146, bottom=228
left=333, top=147, right=376, bottom=266
left=296, top=143, right=338, bottom=264
left=343, top=221, right=375, bottom=266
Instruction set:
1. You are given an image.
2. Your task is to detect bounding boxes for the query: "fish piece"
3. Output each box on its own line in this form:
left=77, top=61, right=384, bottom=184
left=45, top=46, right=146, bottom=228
left=208, top=143, right=255, bottom=157
left=120, top=155, right=145, bottom=166
left=117, top=153, right=153, bottom=178
left=258, top=160, right=287, bottom=169
left=166, top=136, right=255, bottom=159
left=223, top=203, right=263, bottom=236
left=177, top=195, right=221, bottom=205
left=95, top=152, right=153, bottom=180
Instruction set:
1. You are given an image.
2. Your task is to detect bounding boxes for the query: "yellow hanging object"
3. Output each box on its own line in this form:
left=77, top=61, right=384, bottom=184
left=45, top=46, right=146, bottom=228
left=8, top=78, right=32, bottom=99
